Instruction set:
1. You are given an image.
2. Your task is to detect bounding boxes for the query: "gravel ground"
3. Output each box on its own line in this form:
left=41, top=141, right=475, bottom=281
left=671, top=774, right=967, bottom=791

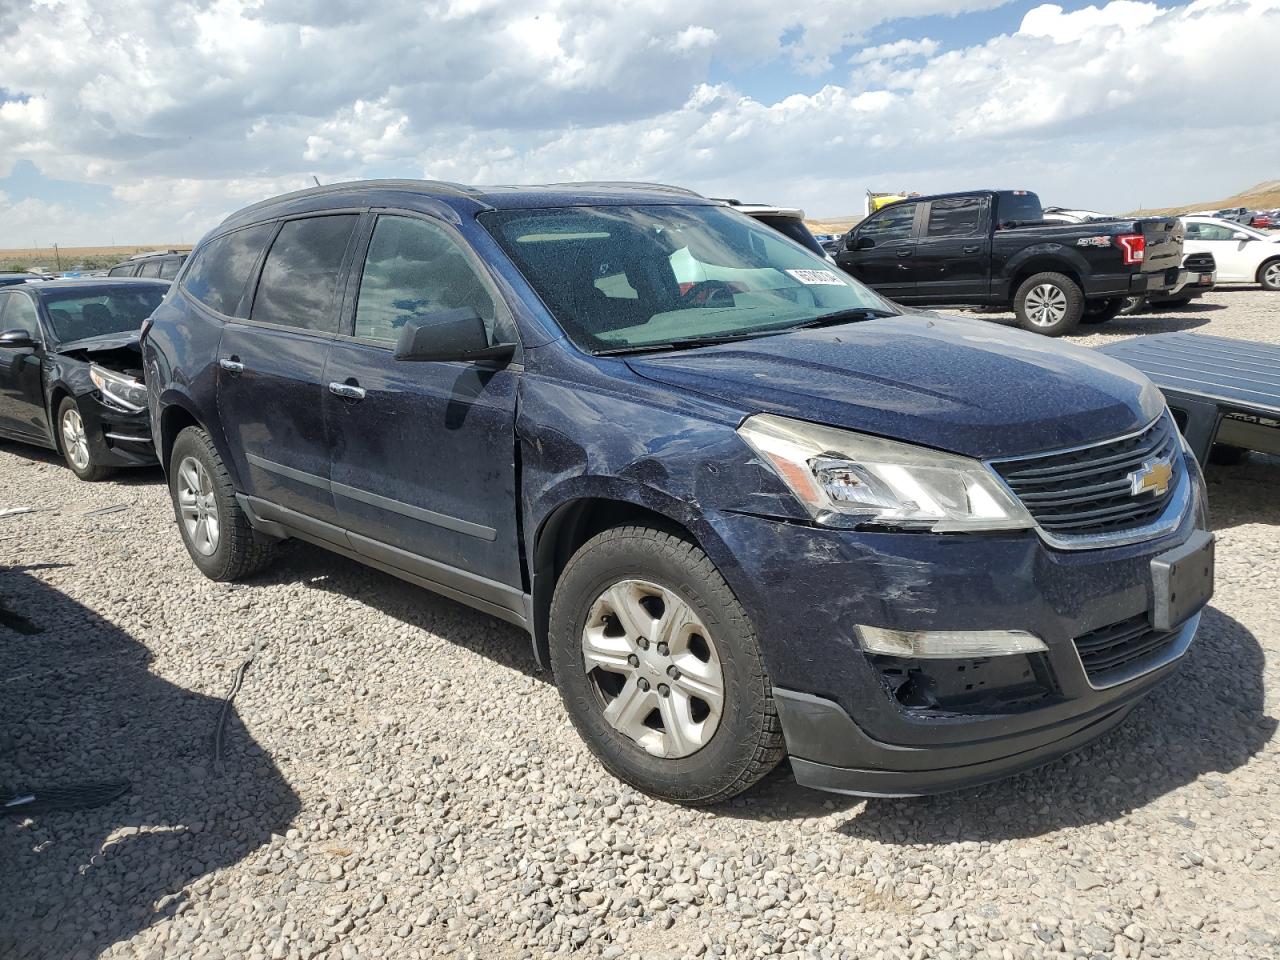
left=2, top=288, right=1277, bottom=960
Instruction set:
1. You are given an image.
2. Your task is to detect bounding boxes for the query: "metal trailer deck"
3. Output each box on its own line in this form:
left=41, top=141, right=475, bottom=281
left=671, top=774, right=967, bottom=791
left=1097, top=332, right=1280, bottom=464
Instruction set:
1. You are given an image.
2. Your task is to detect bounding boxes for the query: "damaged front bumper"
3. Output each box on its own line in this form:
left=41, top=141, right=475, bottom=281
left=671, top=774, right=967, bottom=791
left=707, top=464, right=1209, bottom=797
left=76, top=393, right=157, bottom=468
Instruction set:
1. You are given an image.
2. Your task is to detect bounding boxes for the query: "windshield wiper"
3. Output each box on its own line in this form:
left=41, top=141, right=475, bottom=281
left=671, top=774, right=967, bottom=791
left=594, top=330, right=771, bottom=356
left=593, top=308, right=897, bottom=356
left=789, top=307, right=897, bottom=329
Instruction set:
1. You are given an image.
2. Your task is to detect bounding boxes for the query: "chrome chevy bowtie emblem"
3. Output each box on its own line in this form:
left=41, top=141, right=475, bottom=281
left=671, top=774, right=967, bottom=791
left=1129, top=458, right=1173, bottom=497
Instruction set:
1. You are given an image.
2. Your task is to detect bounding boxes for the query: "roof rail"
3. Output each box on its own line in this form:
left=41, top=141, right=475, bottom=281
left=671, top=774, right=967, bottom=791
left=219, top=178, right=475, bottom=226
left=127, top=249, right=181, bottom=260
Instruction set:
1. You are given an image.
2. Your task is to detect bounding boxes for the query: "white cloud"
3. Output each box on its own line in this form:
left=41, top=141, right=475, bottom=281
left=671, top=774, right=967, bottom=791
left=0, top=0, right=1278, bottom=244
left=852, top=37, right=941, bottom=62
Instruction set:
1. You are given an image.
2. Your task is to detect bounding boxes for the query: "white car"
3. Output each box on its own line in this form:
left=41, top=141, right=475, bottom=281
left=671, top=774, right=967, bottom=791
left=1181, top=216, right=1280, bottom=290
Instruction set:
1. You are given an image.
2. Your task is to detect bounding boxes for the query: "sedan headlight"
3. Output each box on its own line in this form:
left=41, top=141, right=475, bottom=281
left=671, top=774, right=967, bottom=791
left=737, top=414, right=1035, bottom=532
left=90, top=364, right=147, bottom=412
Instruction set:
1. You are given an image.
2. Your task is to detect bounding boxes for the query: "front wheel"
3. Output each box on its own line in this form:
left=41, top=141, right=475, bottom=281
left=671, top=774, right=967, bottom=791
left=57, top=396, right=113, bottom=481
left=1259, top=259, right=1280, bottom=292
left=1013, top=272, right=1083, bottom=336
left=169, top=426, right=277, bottom=581
left=549, top=526, right=784, bottom=805
left=1081, top=298, right=1124, bottom=325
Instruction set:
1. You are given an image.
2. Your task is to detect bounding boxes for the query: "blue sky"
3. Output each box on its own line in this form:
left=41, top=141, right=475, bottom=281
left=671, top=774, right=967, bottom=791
left=0, top=0, right=1274, bottom=246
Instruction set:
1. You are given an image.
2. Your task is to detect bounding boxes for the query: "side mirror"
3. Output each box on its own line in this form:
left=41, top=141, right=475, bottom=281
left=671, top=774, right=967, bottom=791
left=1232, top=231, right=1250, bottom=241
left=0, top=328, right=37, bottom=349
left=855, top=236, right=875, bottom=250
left=394, top=309, right=515, bottom=363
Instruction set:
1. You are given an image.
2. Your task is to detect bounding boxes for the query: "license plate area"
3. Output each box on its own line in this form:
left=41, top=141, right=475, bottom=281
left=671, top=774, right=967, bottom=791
left=1151, top=531, right=1214, bottom=631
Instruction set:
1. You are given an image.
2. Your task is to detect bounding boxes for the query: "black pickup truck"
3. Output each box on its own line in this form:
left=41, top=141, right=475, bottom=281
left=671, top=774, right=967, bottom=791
left=833, top=190, right=1184, bottom=336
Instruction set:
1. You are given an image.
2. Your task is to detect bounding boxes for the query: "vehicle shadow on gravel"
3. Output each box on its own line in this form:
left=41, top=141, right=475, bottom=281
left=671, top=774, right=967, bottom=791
left=253, top=544, right=545, bottom=681
left=0, top=444, right=163, bottom=487
left=0, top=566, right=301, bottom=960
left=832, top=605, right=1273, bottom=844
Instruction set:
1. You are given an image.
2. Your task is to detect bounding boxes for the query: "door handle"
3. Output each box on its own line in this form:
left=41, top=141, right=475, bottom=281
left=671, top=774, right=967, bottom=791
left=962, top=245, right=981, bottom=254
left=896, top=250, right=912, bottom=258
left=328, top=381, right=366, bottom=401
left=219, top=358, right=244, bottom=374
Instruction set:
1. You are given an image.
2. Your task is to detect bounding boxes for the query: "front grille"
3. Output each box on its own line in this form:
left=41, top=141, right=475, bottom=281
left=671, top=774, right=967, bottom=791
left=1183, top=252, right=1215, bottom=272
left=991, top=415, right=1181, bottom=539
left=1073, top=613, right=1179, bottom=686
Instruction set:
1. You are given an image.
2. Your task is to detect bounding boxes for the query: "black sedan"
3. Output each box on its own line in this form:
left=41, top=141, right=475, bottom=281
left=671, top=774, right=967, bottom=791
left=0, top=278, right=167, bottom=480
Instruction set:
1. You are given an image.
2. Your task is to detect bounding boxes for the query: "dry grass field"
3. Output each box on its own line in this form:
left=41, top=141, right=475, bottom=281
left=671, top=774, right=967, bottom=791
left=1, top=244, right=191, bottom=272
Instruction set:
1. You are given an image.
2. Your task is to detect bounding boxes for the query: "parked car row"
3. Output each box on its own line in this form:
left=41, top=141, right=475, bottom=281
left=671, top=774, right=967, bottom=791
left=0, top=178, right=1217, bottom=807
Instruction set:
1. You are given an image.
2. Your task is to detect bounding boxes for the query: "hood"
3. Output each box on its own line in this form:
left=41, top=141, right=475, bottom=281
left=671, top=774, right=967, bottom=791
left=625, top=314, right=1165, bottom=459
left=55, top=331, right=142, bottom=355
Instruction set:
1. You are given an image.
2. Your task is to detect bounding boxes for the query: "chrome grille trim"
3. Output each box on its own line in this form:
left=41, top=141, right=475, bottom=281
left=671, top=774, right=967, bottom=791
left=986, top=414, right=1192, bottom=550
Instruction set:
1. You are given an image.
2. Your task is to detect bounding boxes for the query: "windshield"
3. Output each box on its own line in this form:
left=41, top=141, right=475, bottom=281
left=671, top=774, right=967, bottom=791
left=40, top=285, right=166, bottom=342
left=480, top=204, right=893, bottom=353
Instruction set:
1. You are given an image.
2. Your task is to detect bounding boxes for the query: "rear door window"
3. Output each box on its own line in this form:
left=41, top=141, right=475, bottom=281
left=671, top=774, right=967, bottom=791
left=158, top=257, right=183, bottom=280
left=139, top=260, right=162, bottom=278
left=107, top=265, right=131, bottom=277
left=250, top=215, right=359, bottom=334
left=182, top=223, right=275, bottom=318
left=926, top=197, right=985, bottom=238
left=860, top=202, right=919, bottom=243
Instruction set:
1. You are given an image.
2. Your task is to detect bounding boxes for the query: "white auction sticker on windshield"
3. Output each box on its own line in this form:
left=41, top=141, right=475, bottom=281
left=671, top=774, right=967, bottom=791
left=786, top=269, right=848, bottom=286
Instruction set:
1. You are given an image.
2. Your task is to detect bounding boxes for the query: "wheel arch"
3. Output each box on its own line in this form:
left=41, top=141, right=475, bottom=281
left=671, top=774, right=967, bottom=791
left=1008, top=257, right=1085, bottom=297
left=528, top=493, right=712, bottom=671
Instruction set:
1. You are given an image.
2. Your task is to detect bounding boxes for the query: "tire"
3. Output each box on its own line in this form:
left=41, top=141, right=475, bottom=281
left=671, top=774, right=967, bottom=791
left=1209, top=444, right=1249, bottom=466
left=1013, top=272, right=1083, bottom=336
left=1258, top=258, right=1280, bottom=292
left=1081, top=297, right=1124, bottom=325
left=168, top=426, right=277, bottom=581
left=56, top=396, right=113, bottom=481
left=549, top=526, right=784, bottom=805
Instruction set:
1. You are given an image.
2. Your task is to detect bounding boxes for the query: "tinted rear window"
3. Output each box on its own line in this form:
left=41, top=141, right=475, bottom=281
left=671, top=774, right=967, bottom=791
left=995, top=191, right=1043, bottom=227
left=250, top=215, right=359, bottom=333
left=182, top=224, right=274, bottom=317
left=158, top=256, right=184, bottom=280
left=927, top=197, right=985, bottom=238
left=752, top=216, right=826, bottom=257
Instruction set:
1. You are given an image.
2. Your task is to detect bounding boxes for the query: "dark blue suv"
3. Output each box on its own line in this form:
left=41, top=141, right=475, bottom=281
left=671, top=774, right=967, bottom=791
left=143, top=180, right=1213, bottom=804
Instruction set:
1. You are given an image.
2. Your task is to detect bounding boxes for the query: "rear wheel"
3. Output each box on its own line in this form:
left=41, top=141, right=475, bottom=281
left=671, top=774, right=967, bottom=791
left=57, top=396, right=113, bottom=481
left=1259, top=259, right=1280, bottom=291
left=1013, top=272, right=1083, bottom=336
left=169, top=426, right=277, bottom=581
left=1081, top=298, right=1124, bottom=325
left=549, top=526, right=784, bottom=805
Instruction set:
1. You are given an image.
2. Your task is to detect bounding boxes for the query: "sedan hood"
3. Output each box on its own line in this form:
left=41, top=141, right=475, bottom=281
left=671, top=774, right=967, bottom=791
left=56, top=331, right=141, bottom=355
left=625, top=314, right=1165, bottom=459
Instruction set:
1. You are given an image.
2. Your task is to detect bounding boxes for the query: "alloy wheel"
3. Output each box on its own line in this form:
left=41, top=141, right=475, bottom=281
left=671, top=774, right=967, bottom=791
left=1025, top=283, right=1069, bottom=327
left=582, top=579, right=724, bottom=758
left=1264, top=262, right=1280, bottom=289
left=177, top=455, right=220, bottom=556
left=61, top=407, right=90, bottom=471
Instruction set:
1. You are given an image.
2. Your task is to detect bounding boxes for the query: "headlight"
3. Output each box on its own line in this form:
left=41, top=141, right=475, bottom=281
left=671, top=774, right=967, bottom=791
left=89, top=364, right=147, bottom=412
left=737, top=413, right=1035, bottom=532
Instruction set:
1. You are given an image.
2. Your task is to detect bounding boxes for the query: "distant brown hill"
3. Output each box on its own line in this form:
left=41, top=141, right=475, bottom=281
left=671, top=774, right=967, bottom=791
left=1134, top=179, right=1280, bottom=216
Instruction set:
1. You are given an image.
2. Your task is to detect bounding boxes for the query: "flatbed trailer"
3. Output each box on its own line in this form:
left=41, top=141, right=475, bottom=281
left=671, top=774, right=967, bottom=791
left=1097, top=332, right=1280, bottom=464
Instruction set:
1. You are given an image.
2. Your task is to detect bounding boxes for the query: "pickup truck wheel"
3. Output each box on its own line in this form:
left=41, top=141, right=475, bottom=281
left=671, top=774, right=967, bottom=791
left=549, top=526, right=784, bottom=805
left=1209, top=444, right=1249, bottom=466
left=1259, top=259, right=1280, bottom=291
left=169, top=426, right=278, bottom=581
left=1081, top=298, right=1124, bottom=325
left=1014, top=272, right=1083, bottom=336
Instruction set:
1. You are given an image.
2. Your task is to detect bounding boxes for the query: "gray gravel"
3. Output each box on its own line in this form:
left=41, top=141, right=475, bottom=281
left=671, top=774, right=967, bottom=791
left=2, top=288, right=1278, bottom=960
